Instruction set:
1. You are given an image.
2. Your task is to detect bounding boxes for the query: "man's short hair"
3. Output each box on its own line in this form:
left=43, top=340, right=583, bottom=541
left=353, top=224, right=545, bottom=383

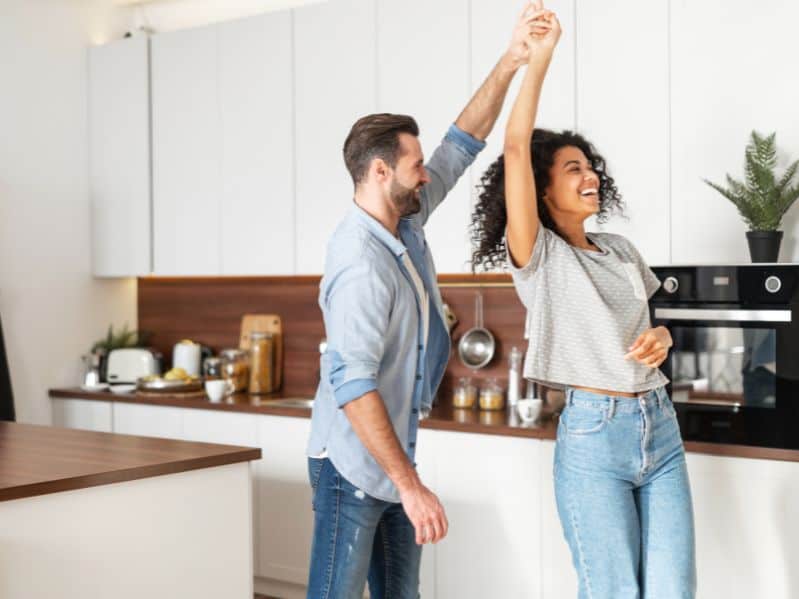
left=343, top=113, right=420, bottom=186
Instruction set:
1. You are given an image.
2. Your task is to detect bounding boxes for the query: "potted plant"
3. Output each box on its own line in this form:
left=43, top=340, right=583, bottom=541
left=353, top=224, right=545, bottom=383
left=704, top=130, right=799, bottom=262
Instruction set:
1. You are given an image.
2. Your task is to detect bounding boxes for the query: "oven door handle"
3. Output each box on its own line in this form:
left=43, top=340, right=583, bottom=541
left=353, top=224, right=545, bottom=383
left=653, top=308, right=792, bottom=322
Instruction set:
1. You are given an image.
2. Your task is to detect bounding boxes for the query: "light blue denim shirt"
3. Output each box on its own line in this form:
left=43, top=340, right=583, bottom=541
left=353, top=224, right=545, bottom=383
left=307, top=124, right=485, bottom=502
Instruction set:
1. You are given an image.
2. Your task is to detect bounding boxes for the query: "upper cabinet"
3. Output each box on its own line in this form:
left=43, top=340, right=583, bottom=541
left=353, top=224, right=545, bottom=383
left=292, top=0, right=377, bottom=274
left=151, top=25, right=222, bottom=275
left=150, top=13, right=294, bottom=276
left=377, top=0, right=471, bottom=273
left=89, top=36, right=151, bottom=277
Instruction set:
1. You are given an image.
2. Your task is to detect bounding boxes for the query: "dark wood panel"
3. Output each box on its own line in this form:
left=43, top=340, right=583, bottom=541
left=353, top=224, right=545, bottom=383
left=0, top=422, right=261, bottom=502
left=137, top=275, right=528, bottom=399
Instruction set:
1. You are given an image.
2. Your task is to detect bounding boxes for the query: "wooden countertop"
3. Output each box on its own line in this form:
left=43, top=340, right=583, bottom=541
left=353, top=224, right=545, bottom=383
left=49, top=388, right=799, bottom=463
left=0, top=421, right=261, bottom=502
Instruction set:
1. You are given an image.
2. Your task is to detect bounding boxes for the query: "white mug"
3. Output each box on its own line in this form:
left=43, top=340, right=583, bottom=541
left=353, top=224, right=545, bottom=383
left=205, top=379, right=233, bottom=403
left=517, top=398, right=543, bottom=423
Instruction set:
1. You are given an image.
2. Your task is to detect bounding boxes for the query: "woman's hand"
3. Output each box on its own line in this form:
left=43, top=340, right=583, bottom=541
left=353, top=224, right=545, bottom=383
left=523, top=2, right=561, bottom=59
left=624, top=326, right=672, bottom=368
left=506, top=2, right=559, bottom=68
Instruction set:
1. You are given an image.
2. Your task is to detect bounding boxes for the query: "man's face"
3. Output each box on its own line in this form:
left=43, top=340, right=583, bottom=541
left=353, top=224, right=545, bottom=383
left=388, top=133, right=430, bottom=217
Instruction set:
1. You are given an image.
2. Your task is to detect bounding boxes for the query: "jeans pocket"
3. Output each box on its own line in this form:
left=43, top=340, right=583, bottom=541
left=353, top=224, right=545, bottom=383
left=562, top=405, right=609, bottom=435
left=308, top=457, right=325, bottom=492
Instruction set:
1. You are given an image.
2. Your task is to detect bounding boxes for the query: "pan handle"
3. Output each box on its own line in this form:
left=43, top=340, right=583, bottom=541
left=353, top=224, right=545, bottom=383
left=475, top=292, right=484, bottom=328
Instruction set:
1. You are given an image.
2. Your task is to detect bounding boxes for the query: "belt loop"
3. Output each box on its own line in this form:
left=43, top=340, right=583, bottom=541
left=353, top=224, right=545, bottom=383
left=565, top=388, right=573, bottom=406
left=608, top=397, right=616, bottom=419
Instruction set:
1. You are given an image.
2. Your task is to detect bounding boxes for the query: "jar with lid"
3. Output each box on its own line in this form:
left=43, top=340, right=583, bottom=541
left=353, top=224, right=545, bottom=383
left=452, top=377, right=477, bottom=409
left=479, top=378, right=505, bottom=411
left=203, top=356, right=222, bottom=380
left=249, top=332, right=275, bottom=394
left=220, top=348, right=249, bottom=393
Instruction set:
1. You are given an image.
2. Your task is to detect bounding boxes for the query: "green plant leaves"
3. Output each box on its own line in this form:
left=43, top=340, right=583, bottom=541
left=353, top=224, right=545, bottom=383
left=89, top=323, right=151, bottom=354
left=703, top=130, right=799, bottom=231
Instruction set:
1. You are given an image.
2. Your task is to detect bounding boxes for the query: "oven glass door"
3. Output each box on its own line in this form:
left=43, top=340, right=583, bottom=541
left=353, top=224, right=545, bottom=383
left=654, top=306, right=799, bottom=448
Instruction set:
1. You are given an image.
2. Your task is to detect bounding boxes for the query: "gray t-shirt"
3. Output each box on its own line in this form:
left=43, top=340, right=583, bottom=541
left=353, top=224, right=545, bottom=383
left=507, top=224, right=669, bottom=393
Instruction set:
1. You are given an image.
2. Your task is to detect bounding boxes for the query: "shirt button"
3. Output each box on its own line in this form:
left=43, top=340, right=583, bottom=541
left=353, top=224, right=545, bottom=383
left=412, top=408, right=418, bottom=415
left=415, top=374, right=422, bottom=380
left=409, top=442, right=416, bottom=448
left=418, top=345, right=423, bottom=351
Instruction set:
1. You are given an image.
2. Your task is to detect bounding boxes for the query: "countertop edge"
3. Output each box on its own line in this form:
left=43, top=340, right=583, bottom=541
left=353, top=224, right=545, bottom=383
left=49, top=389, right=799, bottom=463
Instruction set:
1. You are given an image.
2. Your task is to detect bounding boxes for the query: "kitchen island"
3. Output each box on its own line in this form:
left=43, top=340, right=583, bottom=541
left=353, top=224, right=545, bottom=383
left=0, top=421, right=260, bottom=599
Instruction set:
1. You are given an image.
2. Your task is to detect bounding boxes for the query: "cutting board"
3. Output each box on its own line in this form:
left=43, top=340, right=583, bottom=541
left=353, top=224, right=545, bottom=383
left=239, top=314, right=283, bottom=390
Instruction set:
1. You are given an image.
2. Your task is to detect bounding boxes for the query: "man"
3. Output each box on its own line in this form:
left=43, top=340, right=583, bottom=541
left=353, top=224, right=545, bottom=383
left=306, top=8, right=540, bottom=598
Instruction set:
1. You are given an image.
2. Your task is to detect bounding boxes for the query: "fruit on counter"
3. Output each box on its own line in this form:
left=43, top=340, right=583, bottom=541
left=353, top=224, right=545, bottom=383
left=140, top=368, right=199, bottom=383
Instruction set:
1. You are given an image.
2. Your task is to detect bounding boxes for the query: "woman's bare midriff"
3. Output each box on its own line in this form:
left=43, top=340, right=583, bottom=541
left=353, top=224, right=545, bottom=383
left=571, top=385, right=639, bottom=398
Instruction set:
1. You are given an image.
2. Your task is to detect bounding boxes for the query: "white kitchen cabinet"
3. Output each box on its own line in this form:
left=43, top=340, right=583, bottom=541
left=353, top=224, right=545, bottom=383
left=687, top=452, right=799, bottom=599
left=414, top=427, right=439, bottom=598
left=670, top=0, right=799, bottom=264
left=576, top=0, right=670, bottom=266
left=431, top=430, right=543, bottom=598
left=253, top=415, right=313, bottom=584
left=181, top=408, right=259, bottom=446
left=293, top=0, right=377, bottom=274
left=88, top=37, right=151, bottom=277
left=218, top=13, right=295, bottom=275
left=539, top=440, right=578, bottom=598
left=151, top=25, right=222, bottom=275
left=112, top=402, right=184, bottom=439
left=376, top=0, right=471, bottom=273
left=51, top=398, right=113, bottom=432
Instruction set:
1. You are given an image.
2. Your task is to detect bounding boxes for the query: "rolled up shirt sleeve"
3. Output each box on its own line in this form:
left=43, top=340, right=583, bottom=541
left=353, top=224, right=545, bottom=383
left=323, top=260, right=394, bottom=408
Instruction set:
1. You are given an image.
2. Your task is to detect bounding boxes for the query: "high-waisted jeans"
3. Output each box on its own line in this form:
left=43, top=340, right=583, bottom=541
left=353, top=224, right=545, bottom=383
left=554, top=386, right=697, bottom=599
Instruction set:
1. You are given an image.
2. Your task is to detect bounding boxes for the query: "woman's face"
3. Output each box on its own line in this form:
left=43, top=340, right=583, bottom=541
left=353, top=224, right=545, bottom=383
left=542, top=145, right=600, bottom=221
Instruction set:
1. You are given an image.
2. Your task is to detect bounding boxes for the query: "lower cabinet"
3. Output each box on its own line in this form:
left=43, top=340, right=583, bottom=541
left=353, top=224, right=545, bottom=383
left=51, top=398, right=799, bottom=599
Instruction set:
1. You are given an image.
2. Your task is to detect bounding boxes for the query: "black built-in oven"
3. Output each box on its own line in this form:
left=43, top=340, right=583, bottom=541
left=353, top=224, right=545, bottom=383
left=650, top=265, right=799, bottom=449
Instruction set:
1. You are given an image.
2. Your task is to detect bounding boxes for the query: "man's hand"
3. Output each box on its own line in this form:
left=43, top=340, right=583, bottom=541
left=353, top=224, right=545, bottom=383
left=398, top=480, right=449, bottom=545
left=522, top=2, right=561, bottom=60
left=506, top=2, right=560, bottom=68
left=624, top=326, right=673, bottom=368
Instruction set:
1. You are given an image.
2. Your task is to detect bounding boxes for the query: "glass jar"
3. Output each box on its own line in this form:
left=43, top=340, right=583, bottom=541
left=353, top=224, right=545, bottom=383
left=479, top=378, right=505, bottom=411
left=203, top=356, right=222, bottom=380
left=220, top=348, right=249, bottom=393
left=452, top=377, right=477, bottom=409
left=248, top=332, right=275, bottom=394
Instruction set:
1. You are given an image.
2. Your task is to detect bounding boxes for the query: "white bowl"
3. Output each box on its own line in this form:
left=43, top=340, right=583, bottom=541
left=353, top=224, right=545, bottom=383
left=516, top=398, right=543, bottom=423
left=109, top=384, right=136, bottom=394
left=80, top=382, right=109, bottom=392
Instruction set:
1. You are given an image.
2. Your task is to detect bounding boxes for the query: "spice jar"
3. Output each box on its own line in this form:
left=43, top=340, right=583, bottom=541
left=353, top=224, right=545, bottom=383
left=248, top=332, right=275, bottom=394
left=220, top=348, right=249, bottom=393
left=452, top=377, right=477, bottom=409
left=479, top=378, right=505, bottom=411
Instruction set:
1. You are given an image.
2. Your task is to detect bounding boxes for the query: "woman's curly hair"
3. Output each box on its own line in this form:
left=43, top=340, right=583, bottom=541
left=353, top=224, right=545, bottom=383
left=470, top=129, right=625, bottom=272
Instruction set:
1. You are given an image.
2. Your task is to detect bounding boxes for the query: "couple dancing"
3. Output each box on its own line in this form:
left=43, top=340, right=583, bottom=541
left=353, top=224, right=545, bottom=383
left=306, top=2, right=696, bottom=598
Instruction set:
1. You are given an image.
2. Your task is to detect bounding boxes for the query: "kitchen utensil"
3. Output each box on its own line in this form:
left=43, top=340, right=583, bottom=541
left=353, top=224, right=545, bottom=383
left=240, top=314, right=282, bottom=389
left=517, top=398, right=543, bottom=423
left=106, top=348, right=159, bottom=384
left=203, top=356, right=222, bottom=379
left=109, top=383, right=136, bottom=394
left=82, top=353, right=102, bottom=388
left=136, top=376, right=203, bottom=393
left=457, top=292, right=495, bottom=370
left=172, top=339, right=201, bottom=376
left=507, top=346, right=522, bottom=406
left=442, top=303, right=458, bottom=333
left=204, top=379, right=233, bottom=402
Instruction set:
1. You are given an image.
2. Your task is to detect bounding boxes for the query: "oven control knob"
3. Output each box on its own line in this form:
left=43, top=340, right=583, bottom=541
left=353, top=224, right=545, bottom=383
left=663, top=276, right=679, bottom=294
left=765, top=275, right=782, bottom=294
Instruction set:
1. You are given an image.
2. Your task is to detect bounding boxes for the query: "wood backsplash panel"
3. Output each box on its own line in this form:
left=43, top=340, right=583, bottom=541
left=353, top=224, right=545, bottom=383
left=137, top=275, right=527, bottom=400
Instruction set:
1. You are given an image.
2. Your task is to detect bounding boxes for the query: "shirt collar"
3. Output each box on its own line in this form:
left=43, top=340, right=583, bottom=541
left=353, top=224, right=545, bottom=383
left=352, top=204, right=407, bottom=257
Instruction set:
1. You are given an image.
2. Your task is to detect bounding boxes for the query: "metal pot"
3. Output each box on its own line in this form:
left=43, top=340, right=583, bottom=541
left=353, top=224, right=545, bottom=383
left=457, top=292, right=495, bottom=369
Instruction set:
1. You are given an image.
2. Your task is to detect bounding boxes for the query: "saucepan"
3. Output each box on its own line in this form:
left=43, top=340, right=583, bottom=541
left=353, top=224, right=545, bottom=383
left=457, top=292, right=495, bottom=369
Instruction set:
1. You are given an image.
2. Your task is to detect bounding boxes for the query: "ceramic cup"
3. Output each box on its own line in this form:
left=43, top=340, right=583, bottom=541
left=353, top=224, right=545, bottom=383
left=205, top=379, right=233, bottom=403
left=517, top=398, right=543, bottom=423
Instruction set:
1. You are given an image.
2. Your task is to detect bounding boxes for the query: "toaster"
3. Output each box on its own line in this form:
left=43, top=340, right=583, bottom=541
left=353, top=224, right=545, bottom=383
left=106, top=348, right=160, bottom=384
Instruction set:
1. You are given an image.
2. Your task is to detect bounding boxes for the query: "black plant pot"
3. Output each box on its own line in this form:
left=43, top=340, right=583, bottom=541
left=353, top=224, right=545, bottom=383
left=746, top=230, right=783, bottom=263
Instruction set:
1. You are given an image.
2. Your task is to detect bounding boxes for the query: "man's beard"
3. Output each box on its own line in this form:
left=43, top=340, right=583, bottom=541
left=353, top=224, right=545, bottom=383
left=390, top=179, right=421, bottom=217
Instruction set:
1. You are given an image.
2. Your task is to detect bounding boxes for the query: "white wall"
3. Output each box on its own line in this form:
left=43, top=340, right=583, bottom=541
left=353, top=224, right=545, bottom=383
left=0, top=0, right=137, bottom=425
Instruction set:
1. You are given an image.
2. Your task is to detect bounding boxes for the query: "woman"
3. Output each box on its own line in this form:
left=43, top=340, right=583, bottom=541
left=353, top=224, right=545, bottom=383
left=470, top=4, right=696, bottom=598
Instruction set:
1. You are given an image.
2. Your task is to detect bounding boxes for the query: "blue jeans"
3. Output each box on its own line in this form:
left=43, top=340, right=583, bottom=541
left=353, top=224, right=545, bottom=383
left=554, top=386, right=696, bottom=599
left=306, top=457, right=421, bottom=599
